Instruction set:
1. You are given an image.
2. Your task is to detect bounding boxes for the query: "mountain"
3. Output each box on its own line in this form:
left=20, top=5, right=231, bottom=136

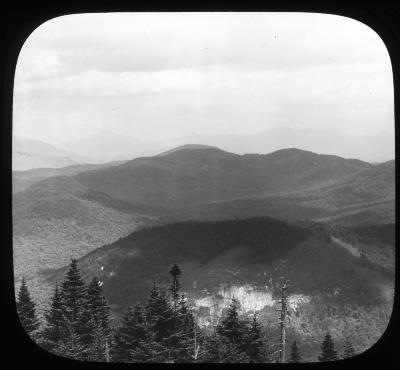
left=53, top=126, right=395, bottom=163
left=12, top=136, right=91, bottom=171
left=154, top=158, right=395, bottom=226
left=157, top=144, right=220, bottom=156
left=73, top=146, right=370, bottom=209
left=12, top=160, right=126, bottom=194
left=13, top=175, right=150, bottom=281
left=288, top=159, right=395, bottom=224
left=162, top=127, right=395, bottom=163
left=58, top=131, right=162, bottom=162
left=13, top=146, right=393, bottom=284
left=43, top=216, right=394, bottom=313
left=14, top=143, right=394, bottom=361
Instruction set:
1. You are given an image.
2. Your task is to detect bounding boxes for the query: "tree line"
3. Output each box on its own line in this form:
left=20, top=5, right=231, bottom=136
left=16, top=259, right=356, bottom=363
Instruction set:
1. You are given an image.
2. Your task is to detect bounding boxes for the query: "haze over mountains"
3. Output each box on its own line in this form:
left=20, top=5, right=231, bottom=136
left=12, top=136, right=92, bottom=171
left=13, top=126, right=394, bottom=170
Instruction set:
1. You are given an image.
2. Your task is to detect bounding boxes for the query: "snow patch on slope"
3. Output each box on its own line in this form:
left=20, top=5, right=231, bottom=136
left=192, top=284, right=311, bottom=327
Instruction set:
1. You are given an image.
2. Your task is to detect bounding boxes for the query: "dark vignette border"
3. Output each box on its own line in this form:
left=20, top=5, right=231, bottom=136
left=1, top=0, right=398, bottom=369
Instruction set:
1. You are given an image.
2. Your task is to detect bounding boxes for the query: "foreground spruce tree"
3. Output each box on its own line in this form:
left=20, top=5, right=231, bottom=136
left=167, top=264, right=202, bottom=362
left=318, top=332, right=338, bottom=362
left=145, top=282, right=175, bottom=344
left=216, top=297, right=246, bottom=345
left=169, top=264, right=182, bottom=312
left=342, top=337, right=356, bottom=359
left=112, top=305, right=148, bottom=362
left=243, top=314, right=264, bottom=363
left=42, top=283, right=67, bottom=351
left=202, top=333, right=249, bottom=363
left=57, top=259, right=88, bottom=360
left=174, top=293, right=202, bottom=362
left=60, top=259, right=86, bottom=327
left=212, top=297, right=250, bottom=363
left=16, top=277, right=40, bottom=337
left=288, top=340, right=301, bottom=363
left=80, top=277, right=112, bottom=361
left=53, top=326, right=87, bottom=360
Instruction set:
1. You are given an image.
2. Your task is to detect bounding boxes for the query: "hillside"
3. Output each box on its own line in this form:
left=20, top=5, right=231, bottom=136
left=286, top=159, right=395, bottom=224
left=13, top=146, right=394, bottom=281
left=136, top=156, right=394, bottom=227
left=13, top=176, right=151, bottom=280
left=40, top=217, right=394, bottom=361
left=44, top=217, right=393, bottom=313
left=73, top=147, right=370, bottom=209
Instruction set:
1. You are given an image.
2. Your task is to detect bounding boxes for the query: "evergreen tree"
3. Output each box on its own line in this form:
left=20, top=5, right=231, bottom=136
left=216, top=297, right=246, bottom=345
left=318, top=332, right=338, bottom=362
left=242, top=314, right=264, bottom=363
left=79, top=277, right=111, bottom=361
left=79, top=278, right=110, bottom=342
left=169, top=264, right=182, bottom=312
left=112, top=305, right=148, bottom=362
left=145, top=282, right=175, bottom=343
left=172, top=294, right=200, bottom=362
left=167, top=265, right=200, bottom=362
left=60, top=259, right=86, bottom=327
left=202, top=333, right=249, bottom=363
left=16, top=277, right=40, bottom=337
left=342, top=337, right=356, bottom=359
left=288, top=340, right=301, bottom=363
left=53, top=325, right=86, bottom=361
left=88, top=323, right=112, bottom=362
left=42, top=283, right=67, bottom=351
left=57, top=259, right=88, bottom=359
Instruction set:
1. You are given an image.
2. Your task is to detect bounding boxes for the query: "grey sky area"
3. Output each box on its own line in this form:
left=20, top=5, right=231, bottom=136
left=13, top=12, right=394, bottom=144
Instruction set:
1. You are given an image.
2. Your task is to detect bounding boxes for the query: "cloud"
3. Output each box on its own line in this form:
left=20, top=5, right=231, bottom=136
left=17, top=12, right=390, bottom=79
left=13, top=12, right=394, bottom=143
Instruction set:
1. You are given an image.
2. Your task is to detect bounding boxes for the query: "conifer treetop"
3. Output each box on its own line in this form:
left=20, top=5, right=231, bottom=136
left=16, top=277, right=40, bottom=336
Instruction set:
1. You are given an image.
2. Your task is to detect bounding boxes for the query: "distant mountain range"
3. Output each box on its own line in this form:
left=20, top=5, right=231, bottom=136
left=14, top=126, right=394, bottom=169
left=12, top=136, right=93, bottom=171
left=12, top=160, right=126, bottom=193
left=13, top=145, right=394, bottom=281
left=171, top=127, right=395, bottom=163
left=57, top=131, right=161, bottom=162
left=73, top=146, right=371, bottom=209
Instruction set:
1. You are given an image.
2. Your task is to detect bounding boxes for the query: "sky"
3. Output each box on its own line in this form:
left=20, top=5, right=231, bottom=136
left=13, top=12, right=394, bottom=144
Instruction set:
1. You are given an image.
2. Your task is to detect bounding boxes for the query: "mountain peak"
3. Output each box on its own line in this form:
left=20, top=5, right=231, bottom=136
left=157, top=144, right=228, bottom=157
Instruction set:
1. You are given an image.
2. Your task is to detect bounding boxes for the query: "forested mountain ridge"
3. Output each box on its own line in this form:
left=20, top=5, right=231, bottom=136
left=13, top=146, right=394, bottom=281
left=39, top=216, right=394, bottom=361
left=44, top=217, right=393, bottom=313
left=13, top=146, right=394, bottom=284
left=72, top=147, right=371, bottom=208
left=13, top=175, right=150, bottom=280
